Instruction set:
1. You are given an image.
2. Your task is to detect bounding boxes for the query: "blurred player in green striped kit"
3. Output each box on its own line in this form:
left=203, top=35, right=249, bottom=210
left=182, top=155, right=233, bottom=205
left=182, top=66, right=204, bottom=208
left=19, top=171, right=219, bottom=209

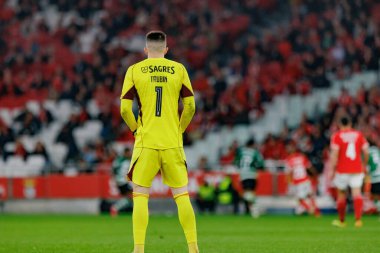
left=110, top=147, right=133, bottom=216
left=367, top=142, right=380, bottom=214
left=234, top=138, right=264, bottom=217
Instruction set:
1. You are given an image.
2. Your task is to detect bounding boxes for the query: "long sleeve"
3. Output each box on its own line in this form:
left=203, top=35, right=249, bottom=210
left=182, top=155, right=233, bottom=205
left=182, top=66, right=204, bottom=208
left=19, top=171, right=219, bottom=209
left=180, top=96, right=195, bottom=132
left=120, top=99, right=137, bottom=132
left=179, top=65, right=196, bottom=133
left=120, top=65, right=137, bottom=132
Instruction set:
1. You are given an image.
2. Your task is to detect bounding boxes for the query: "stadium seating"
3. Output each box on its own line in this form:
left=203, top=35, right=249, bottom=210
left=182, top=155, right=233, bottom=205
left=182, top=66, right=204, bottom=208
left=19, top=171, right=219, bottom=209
left=25, top=155, right=46, bottom=175
left=0, top=109, right=13, bottom=126
left=0, top=159, right=5, bottom=177
left=5, top=156, right=25, bottom=177
left=48, top=143, right=68, bottom=168
left=73, top=120, right=102, bottom=148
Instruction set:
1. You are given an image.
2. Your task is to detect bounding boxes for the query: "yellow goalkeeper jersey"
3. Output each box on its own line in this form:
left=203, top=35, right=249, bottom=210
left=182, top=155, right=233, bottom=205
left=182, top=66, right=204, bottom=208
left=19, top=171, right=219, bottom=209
left=120, top=57, right=194, bottom=149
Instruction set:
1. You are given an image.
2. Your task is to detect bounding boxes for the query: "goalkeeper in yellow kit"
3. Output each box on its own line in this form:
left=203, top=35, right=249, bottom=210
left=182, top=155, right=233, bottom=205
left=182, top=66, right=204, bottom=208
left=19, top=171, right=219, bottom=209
left=120, top=31, right=199, bottom=253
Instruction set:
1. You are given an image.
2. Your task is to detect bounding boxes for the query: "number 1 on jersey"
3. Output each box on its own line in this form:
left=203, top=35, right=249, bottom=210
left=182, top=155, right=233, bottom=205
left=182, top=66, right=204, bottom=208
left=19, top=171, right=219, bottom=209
left=155, top=86, right=163, bottom=117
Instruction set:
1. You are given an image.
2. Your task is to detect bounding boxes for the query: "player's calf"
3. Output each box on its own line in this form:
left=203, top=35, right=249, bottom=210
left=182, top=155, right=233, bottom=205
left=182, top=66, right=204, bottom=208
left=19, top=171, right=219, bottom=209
left=132, top=183, right=150, bottom=253
left=352, top=188, right=363, bottom=222
left=132, top=192, right=149, bottom=253
left=298, top=199, right=311, bottom=214
left=242, top=191, right=259, bottom=217
left=336, top=198, right=347, bottom=222
left=308, top=196, right=321, bottom=217
left=172, top=187, right=199, bottom=253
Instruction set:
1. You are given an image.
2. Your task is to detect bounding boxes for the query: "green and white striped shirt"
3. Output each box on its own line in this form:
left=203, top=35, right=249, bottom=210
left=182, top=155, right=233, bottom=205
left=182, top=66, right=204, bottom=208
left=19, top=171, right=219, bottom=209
left=368, top=146, right=380, bottom=184
left=234, top=147, right=264, bottom=180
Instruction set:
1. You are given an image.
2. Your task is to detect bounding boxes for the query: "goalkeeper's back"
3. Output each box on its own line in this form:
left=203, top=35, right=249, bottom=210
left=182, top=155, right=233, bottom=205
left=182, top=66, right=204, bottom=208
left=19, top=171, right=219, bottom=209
left=121, top=57, right=194, bottom=149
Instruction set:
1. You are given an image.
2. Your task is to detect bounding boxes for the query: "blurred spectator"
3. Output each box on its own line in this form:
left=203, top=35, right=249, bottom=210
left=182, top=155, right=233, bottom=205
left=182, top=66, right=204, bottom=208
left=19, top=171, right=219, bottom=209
left=216, top=175, right=239, bottom=214
left=30, top=141, right=50, bottom=162
left=0, top=125, right=14, bottom=147
left=15, top=109, right=41, bottom=136
left=38, top=105, right=54, bottom=126
left=0, top=125, right=14, bottom=160
left=196, top=181, right=217, bottom=213
left=14, top=139, right=27, bottom=160
left=30, top=141, right=51, bottom=173
left=56, top=115, right=80, bottom=163
left=81, top=144, right=98, bottom=166
left=220, top=140, right=239, bottom=165
left=197, top=156, right=211, bottom=172
left=261, top=135, right=287, bottom=160
left=1, top=68, right=23, bottom=97
left=94, top=140, right=109, bottom=162
left=98, top=110, right=118, bottom=142
left=30, top=72, right=49, bottom=90
left=77, top=106, right=91, bottom=124
left=310, top=67, right=330, bottom=88
left=310, top=127, right=329, bottom=173
left=59, top=80, right=77, bottom=100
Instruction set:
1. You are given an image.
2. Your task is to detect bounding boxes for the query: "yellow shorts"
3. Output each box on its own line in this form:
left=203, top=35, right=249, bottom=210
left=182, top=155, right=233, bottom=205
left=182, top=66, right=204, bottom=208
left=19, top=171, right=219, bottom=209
left=127, top=147, right=188, bottom=188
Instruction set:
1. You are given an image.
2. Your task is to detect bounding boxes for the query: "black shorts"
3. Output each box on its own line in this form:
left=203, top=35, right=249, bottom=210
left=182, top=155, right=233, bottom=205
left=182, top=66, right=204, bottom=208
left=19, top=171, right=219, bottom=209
left=371, top=182, right=380, bottom=195
left=118, top=183, right=132, bottom=195
left=241, top=179, right=257, bottom=191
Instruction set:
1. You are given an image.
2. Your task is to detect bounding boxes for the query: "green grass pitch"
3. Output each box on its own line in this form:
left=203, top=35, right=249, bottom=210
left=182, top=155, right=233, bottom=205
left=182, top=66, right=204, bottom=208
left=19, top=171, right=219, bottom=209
left=0, top=214, right=379, bottom=253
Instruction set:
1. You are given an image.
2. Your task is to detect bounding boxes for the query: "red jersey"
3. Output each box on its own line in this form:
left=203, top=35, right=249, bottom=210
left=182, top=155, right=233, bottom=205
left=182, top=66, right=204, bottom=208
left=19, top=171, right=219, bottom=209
left=285, top=153, right=311, bottom=184
left=330, top=129, right=368, bottom=173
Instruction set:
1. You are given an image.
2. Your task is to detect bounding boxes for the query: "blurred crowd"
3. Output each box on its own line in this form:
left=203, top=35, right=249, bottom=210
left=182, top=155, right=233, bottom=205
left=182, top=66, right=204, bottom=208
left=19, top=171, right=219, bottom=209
left=0, top=0, right=380, bottom=168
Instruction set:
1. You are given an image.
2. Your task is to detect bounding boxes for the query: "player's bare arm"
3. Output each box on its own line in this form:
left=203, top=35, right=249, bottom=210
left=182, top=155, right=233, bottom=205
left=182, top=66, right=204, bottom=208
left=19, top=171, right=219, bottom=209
left=329, top=148, right=339, bottom=181
left=362, top=147, right=369, bottom=170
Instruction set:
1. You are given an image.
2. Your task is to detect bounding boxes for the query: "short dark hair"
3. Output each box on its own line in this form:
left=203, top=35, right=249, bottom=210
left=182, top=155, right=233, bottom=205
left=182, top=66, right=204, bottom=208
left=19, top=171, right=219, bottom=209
left=146, top=31, right=166, bottom=42
left=368, top=137, right=376, bottom=147
left=246, top=138, right=255, bottom=147
left=340, top=116, right=351, bottom=126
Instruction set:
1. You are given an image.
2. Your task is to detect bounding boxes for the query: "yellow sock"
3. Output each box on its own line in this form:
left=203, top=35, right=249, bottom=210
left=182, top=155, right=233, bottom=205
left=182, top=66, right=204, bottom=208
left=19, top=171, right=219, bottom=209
left=174, top=192, right=198, bottom=252
left=132, top=192, right=149, bottom=252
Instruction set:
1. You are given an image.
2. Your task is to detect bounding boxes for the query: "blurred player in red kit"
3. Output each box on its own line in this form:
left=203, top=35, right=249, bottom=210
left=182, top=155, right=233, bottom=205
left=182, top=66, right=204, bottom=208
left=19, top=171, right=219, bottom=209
left=330, top=116, right=369, bottom=227
left=284, top=142, right=320, bottom=216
